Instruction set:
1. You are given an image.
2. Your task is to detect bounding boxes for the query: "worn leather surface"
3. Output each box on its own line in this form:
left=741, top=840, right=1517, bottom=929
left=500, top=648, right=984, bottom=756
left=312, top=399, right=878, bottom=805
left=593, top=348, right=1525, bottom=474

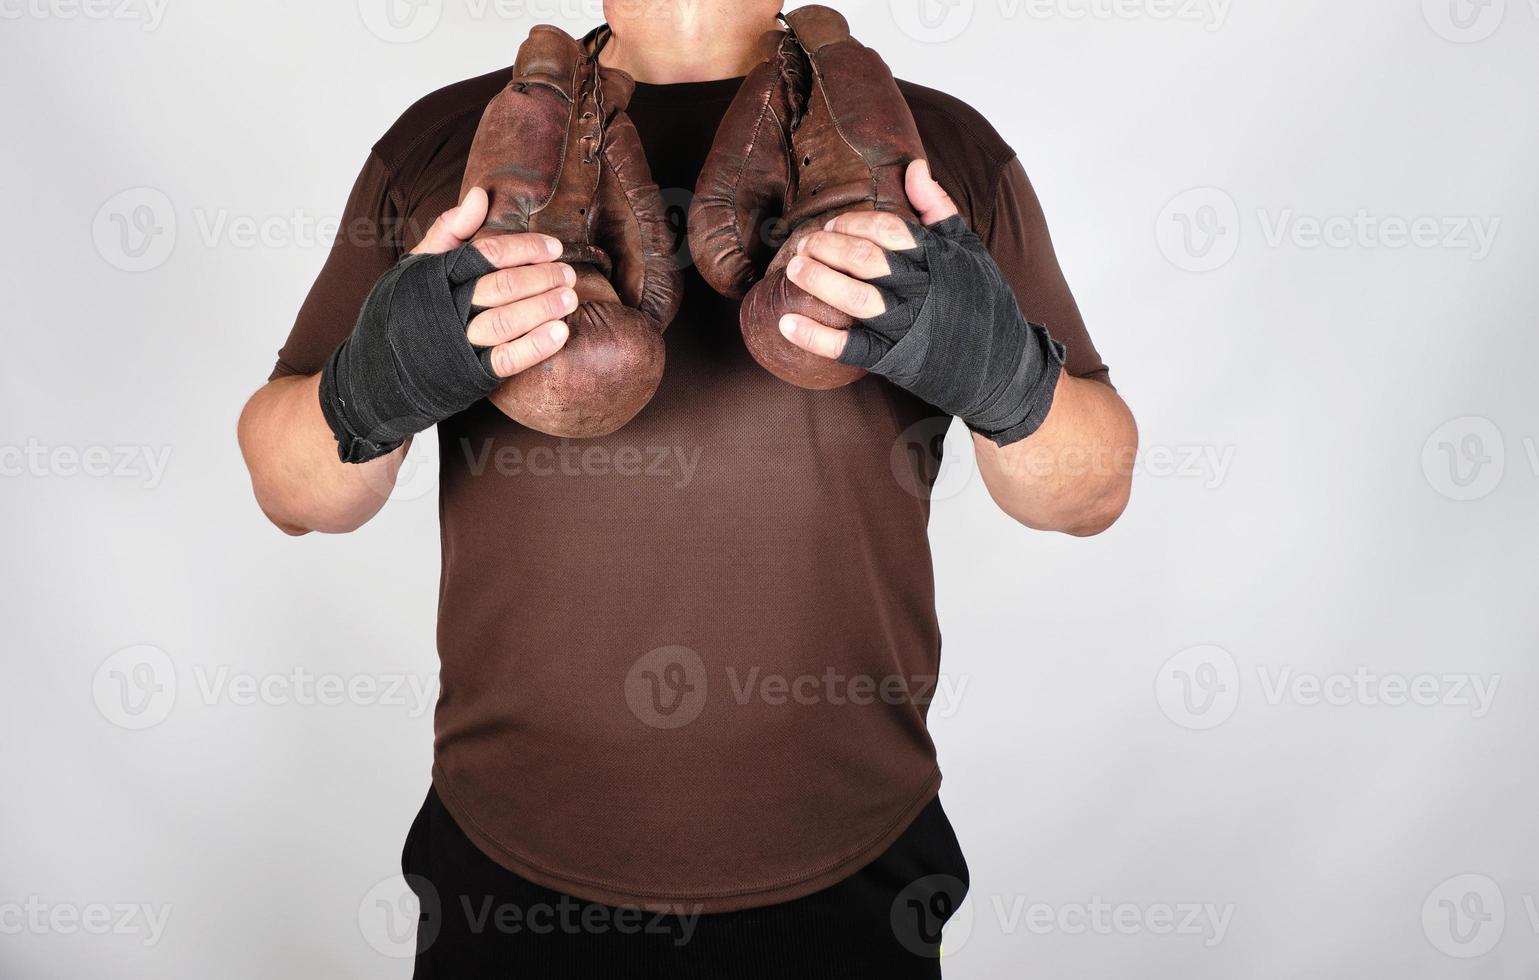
left=460, top=25, right=682, bottom=437
left=687, top=6, right=926, bottom=390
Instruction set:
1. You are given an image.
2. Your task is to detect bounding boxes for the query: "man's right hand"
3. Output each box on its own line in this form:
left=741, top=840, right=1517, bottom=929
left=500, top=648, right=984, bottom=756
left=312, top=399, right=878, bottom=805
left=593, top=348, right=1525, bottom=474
left=319, top=187, right=577, bottom=463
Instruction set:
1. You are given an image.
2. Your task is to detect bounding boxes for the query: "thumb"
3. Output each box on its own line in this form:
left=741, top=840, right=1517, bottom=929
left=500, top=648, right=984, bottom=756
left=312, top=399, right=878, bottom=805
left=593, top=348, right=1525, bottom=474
left=411, top=186, right=489, bottom=255
left=906, top=160, right=960, bottom=226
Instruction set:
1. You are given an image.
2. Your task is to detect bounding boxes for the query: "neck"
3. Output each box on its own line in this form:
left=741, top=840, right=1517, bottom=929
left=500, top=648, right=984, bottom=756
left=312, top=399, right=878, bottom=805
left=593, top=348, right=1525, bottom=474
left=599, top=4, right=779, bottom=83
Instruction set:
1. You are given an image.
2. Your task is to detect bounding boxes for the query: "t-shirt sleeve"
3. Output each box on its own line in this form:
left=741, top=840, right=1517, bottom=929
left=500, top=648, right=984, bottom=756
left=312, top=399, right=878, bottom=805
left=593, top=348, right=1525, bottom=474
left=268, top=151, right=403, bottom=381
left=977, top=156, right=1111, bottom=387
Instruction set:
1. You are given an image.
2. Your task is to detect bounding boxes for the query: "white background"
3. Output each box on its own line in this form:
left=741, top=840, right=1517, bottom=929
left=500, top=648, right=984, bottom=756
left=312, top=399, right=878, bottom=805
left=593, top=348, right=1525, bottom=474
left=3, top=0, right=1537, bottom=977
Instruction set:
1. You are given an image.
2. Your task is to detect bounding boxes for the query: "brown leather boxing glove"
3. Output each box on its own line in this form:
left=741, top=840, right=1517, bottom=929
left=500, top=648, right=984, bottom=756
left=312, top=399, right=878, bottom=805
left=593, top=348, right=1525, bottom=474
left=688, top=6, right=926, bottom=390
left=461, top=25, right=681, bottom=437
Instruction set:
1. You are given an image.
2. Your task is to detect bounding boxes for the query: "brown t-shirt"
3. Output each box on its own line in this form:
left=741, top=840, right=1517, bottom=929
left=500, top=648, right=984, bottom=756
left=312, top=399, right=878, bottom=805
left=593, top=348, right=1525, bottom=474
left=272, top=70, right=1108, bottom=913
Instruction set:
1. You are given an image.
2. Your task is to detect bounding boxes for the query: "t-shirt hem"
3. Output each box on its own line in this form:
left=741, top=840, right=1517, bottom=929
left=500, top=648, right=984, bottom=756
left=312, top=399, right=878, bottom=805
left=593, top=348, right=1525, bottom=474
left=430, top=761, right=944, bottom=914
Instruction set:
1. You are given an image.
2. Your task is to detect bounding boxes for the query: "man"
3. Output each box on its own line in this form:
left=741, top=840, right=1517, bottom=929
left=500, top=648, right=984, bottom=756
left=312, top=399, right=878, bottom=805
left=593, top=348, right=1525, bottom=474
left=238, top=2, right=1136, bottom=975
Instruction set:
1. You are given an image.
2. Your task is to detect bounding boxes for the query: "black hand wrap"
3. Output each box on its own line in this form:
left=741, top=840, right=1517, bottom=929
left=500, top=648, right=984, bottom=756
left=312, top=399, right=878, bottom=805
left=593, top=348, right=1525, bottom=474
left=838, top=216, right=1067, bottom=446
left=318, top=244, right=502, bottom=464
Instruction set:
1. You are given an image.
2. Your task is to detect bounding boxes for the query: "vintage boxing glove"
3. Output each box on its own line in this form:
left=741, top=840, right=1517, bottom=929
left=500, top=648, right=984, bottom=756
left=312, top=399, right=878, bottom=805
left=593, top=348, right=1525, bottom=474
left=688, top=5, right=926, bottom=390
left=461, top=25, right=681, bottom=437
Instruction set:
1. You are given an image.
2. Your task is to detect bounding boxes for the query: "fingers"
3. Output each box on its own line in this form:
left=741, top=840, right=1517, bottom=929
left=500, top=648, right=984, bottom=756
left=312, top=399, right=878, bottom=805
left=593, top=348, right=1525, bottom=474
left=471, top=262, right=576, bottom=309
left=778, top=313, right=850, bottom=362
left=905, top=160, right=961, bottom=225
left=486, top=321, right=570, bottom=379
left=472, top=232, right=564, bottom=270
left=823, top=211, right=918, bottom=252
left=411, top=187, right=489, bottom=255
left=467, top=286, right=579, bottom=347
left=795, top=229, right=892, bottom=280
left=785, top=255, right=887, bottom=320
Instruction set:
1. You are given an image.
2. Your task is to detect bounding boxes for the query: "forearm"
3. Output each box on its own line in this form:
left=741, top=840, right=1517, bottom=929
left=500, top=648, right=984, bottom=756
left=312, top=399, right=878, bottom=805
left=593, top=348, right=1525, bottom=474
left=973, top=373, right=1136, bottom=536
left=237, top=373, right=407, bottom=535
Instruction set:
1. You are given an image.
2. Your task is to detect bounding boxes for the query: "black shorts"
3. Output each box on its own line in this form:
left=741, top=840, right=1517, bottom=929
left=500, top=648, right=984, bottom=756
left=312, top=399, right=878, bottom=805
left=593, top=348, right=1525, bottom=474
left=402, top=785, right=970, bottom=979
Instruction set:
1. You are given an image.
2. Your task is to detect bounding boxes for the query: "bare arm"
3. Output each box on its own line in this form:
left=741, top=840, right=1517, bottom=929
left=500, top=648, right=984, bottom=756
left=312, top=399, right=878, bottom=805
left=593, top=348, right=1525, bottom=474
left=239, top=188, right=575, bottom=535
left=238, top=373, right=410, bottom=535
left=971, top=372, right=1136, bottom=536
left=778, top=160, right=1135, bottom=536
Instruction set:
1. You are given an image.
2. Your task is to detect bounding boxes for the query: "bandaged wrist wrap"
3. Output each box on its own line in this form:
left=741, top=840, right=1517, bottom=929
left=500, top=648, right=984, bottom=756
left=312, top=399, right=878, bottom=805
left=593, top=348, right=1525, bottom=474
left=318, top=244, right=501, bottom=464
left=838, top=216, right=1067, bottom=446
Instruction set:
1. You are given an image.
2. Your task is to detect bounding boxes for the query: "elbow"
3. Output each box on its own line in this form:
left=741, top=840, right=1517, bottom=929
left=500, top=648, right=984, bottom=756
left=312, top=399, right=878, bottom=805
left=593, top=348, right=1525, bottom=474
left=1061, top=477, right=1133, bottom=537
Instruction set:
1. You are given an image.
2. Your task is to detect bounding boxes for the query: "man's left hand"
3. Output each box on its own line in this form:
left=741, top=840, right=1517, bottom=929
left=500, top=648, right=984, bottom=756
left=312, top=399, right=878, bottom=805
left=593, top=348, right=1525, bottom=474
left=777, top=160, right=1066, bottom=447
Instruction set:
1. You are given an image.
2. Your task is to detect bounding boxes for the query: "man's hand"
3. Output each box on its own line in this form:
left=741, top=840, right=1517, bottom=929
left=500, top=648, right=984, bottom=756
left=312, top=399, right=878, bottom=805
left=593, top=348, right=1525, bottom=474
left=776, top=160, right=1136, bottom=535
left=416, top=187, right=576, bottom=378
left=320, top=187, right=577, bottom=463
left=778, top=160, right=958, bottom=356
left=239, top=190, right=580, bottom=534
left=777, top=160, right=1066, bottom=447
